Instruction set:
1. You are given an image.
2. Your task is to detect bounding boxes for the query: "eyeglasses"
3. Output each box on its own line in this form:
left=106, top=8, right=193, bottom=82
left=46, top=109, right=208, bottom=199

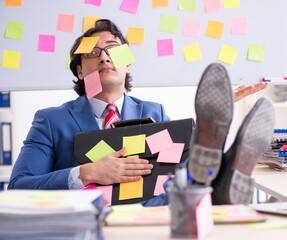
left=82, top=44, right=120, bottom=59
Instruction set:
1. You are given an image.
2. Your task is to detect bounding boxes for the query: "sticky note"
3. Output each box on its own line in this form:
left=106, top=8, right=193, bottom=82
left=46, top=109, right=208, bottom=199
left=84, top=70, right=102, bottom=99
left=38, top=34, right=56, bottom=52
left=218, top=44, right=238, bottom=65
left=5, top=0, right=22, bottom=6
left=108, top=44, right=136, bottom=69
left=120, top=0, right=140, bottom=14
left=96, top=185, right=113, bottom=206
left=203, top=0, right=221, bottom=13
left=248, top=44, right=265, bottom=62
left=119, top=178, right=143, bottom=200
left=127, top=27, right=145, bottom=44
left=157, top=143, right=185, bottom=163
left=2, top=50, right=20, bottom=69
left=178, top=0, right=196, bottom=11
left=85, top=140, right=115, bottom=163
left=224, top=0, right=240, bottom=8
left=231, top=17, right=248, bottom=34
left=152, top=0, right=169, bottom=8
left=122, top=134, right=146, bottom=156
left=183, top=19, right=201, bottom=37
left=183, top=43, right=202, bottom=62
left=146, top=129, right=173, bottom=154
left=57, top=14, right=75, bottom=32
left=154, top=175, right=169, bottom=196
left=205, top=20, right=224, bottom=39
left=5, top=21, right=24, bottom=40
left=74, top=36, right=100, bottom=54
left=157, top=39, right=174, bottom=56
left=83, top=16, right=101, bottom=33
left=160, top=14, right=178, bottom=33
left=84, top=0, right=102, bottom=6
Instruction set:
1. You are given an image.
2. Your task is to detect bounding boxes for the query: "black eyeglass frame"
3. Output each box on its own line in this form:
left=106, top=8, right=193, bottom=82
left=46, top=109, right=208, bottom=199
left=82, top=44, right=120, bottom=59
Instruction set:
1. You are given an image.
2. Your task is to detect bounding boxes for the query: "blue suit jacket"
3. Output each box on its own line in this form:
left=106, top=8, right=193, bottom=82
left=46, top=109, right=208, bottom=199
left=8, top=94, right=170, bottom=192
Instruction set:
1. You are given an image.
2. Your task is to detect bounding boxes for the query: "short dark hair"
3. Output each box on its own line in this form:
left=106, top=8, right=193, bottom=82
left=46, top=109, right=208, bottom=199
left=69, top=19, right=133, bottom=96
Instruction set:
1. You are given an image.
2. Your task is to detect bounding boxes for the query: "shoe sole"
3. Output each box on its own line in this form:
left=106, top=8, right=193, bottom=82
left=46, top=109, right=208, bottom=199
left=188, top=63, right=234, bottom=185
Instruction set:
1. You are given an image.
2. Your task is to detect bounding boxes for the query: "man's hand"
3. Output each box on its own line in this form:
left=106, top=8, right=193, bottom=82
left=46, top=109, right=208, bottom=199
left=78, top=148, right=153, bottom=186
left=234, top=82, right=269, bottom=102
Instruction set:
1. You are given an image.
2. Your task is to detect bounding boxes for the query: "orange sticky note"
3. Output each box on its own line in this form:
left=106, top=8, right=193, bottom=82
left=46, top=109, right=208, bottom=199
left=205, top=20, right=224, bottom=39
left=74, top=36, right=100, bottom=54
left=127, top=27, right=144, bottom=44
left=5, top=0, right=22, bottom=6
left=152, top=0, right=169, bottom=8
left=119, top=178, right=143, bottom=200
left=83, top=16, right=101, bottom=33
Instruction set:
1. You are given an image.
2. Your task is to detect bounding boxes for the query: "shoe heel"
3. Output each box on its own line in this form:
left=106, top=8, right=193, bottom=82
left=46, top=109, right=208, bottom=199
left=188, top=144, right=222, bottom=184
left=229, top=170, right=255, bottom=205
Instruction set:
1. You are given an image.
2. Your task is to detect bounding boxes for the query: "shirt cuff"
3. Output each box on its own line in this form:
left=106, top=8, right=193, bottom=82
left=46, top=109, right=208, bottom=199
left=68, top=166, right=85, bottom=189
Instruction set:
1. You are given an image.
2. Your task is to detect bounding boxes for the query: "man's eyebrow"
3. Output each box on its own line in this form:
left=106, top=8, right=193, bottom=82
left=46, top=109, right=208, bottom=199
left=105, top=40, right=120, bottom=45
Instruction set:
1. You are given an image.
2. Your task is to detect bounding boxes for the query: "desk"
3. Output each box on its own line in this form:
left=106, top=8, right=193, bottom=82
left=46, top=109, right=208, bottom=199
left=103, top=213, right=287, bottom=240
left=252, top=164, right=287, bottom=201
left=0, top=165, right=12, bottom=182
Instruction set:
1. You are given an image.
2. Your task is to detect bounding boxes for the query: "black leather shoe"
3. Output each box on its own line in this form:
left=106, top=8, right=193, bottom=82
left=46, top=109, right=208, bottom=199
left=188, top=63, right=234, bottom=185
left=212, top=97, right=275, bottom=205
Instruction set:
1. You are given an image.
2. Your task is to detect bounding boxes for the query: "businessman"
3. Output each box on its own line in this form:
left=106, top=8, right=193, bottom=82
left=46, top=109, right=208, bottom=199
left=8, top=19, right=271, bottom=206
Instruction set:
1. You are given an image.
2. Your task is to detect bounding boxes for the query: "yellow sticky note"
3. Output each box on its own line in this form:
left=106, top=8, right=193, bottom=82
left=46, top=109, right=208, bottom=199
left=183, top=43, right=202, bottom=62
left=127, top=27, right=145, bottom=44
left=85, top=140, right=115, bottom=163
left=74, top=36, right=100, bottom=54
left=152, top=0, right=169, bottom=8
left=83, top=16, right=101, bottom=33
left=119, top=178, right=143, bottom=200
left=108, top=44, right=136, bottom=69
left=224, top=0, right=240, bottom=8
left=205, top=20, right=224, bottom=39
left=218, top=45, right=238, bottom=65
left=122, top=134, right=146, bottom=157
left=2, top=50, right=20, bottom=69
left=5, top=21, right=24, bottom=40
left=248, top=44, right=265, bottom=62
left=160, top=14, right=179, bottom=33
left=179, top=0, right=196, bottom=11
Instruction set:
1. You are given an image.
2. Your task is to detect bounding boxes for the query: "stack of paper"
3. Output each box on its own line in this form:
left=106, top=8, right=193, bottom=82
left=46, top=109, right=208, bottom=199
left=0, top=190, right=103, bottom=240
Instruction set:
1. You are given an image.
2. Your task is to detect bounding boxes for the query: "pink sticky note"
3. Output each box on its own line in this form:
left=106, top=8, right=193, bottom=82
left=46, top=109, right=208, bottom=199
left=57, top=14, right=75, bottom=32
left=38, top=34, right=55, bottom=52
left=183, top=19, right=201, bottom=37
left=231, top=17, right=248, bottom=34
left=120, top=0, right=140, bottom=14
left=154, top=175, right=169, bottom=196
left=84, top=0, right=102, bottom=6
left=96, top=185, right=113, bottom=206
left=156, top=39, right=174, bottom=56
left=195, top=194, right=214, bottom=239
left=85, top=183, right=97, bottom=190
left=146, top=129, right=173, bottom=154
left=157, top=143, right=185, bottom=163
left=203, top=0, right=221, bottom=13
left=84, top=70, right=102, bottom=99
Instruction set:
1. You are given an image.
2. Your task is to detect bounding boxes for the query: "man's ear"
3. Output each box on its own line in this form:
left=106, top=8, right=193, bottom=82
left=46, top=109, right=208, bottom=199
left=76, top=65, right=84, bottom=80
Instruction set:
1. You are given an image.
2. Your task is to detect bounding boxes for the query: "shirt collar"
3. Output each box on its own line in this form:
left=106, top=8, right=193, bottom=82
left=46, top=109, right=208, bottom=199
left=88, top=94, right=124, bottom=118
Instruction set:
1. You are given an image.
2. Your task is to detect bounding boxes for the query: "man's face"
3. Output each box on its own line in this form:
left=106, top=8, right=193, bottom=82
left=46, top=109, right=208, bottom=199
left=76, top=31, right=130, bottom=92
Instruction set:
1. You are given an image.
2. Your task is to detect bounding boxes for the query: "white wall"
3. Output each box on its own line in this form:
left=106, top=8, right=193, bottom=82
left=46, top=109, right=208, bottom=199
left=10, top=86, right=253, bottom=164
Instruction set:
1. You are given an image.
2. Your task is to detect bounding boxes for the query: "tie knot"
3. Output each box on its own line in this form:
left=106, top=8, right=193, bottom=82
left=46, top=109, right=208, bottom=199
left=104, top=103, right=120, bottom=129
left=107, top=103, right=117, bottom=112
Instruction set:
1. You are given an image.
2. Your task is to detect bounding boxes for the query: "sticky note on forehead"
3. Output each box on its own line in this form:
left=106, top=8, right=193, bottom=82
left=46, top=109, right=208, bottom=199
left=108, top=44, right=136, bottom=69
left=74, top=36, right=100, bottom=54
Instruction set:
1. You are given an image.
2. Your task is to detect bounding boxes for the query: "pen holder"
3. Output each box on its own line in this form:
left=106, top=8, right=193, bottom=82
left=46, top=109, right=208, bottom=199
left=168, top=184, right=213, bottom=239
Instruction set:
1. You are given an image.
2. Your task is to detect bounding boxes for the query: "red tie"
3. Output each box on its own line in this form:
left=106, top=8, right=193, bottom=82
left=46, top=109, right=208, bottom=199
left=104, top=103, right=120, bottom=129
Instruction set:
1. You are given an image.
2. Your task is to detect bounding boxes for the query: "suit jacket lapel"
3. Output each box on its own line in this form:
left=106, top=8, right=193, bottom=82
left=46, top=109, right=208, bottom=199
left=69, top=95, right=100, bottom=132
left=121, top=94, right=143, bottom=120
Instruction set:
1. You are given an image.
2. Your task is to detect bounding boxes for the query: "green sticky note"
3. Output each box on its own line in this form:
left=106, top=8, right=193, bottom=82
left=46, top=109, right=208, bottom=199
left=85, top=140, right=115, bottom=163
left=179, top=0, right=196, bottom=11
left=108, top=44, right=136, bottom=69
left=5, top=21, right=24, bottom=40
left=160, top=14, right=179, bottom=33
left=2, top=50, right=21, bottom=69
left=122, top=134, right=146, bottom=157
left=248, top=44, right=265, bottom=62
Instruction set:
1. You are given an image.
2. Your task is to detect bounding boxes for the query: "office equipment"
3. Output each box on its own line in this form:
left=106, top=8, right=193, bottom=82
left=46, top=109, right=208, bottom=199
left=253, top=202, right=287, bottom=217
left=0, top=92, right=10, bottom=107
left=0, top=189, right=104, bottom=240
left=74, top=118, right=195, bottom=205
left=1, top=1, right=287, bottom=91
left=0, top=122, right=12, bottom=165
